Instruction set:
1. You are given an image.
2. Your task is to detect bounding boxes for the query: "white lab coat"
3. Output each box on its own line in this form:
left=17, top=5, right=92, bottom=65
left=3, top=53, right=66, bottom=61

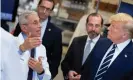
left=0, top=27, right=25, bottom=80
left=16, top=33, right=51, bottom=80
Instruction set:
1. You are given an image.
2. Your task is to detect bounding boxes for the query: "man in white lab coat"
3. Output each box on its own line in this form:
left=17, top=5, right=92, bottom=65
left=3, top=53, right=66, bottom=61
left=17, top=11, right=51, bottom=80
left=0, top=27, right=24, bottom=80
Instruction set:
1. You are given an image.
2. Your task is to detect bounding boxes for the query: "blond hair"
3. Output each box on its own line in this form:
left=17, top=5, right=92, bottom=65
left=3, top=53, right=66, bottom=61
left=109, top=13, right=133, bottom=23
left=109, top=13, right=133, bottom=38
left=124, top=21, right=133, bottom=38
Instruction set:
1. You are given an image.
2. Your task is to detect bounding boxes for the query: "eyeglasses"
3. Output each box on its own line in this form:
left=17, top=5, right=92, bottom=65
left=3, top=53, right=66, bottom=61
left=87, top=23, right=101, bottom=28
left=24, top=21, right=40, bottom=26
left=38, top=6, right=52, bottom=13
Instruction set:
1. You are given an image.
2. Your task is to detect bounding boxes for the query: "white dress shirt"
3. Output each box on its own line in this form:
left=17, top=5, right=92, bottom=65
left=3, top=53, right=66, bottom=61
left=97, top=39, right=131, bottom=71
left=16, top=33, right=51, bottom=80
left=41, top=18, right=48, bottom=39
left=0, top=27, right=25, bottom=80
left=84, top=35, right=100, bottom=53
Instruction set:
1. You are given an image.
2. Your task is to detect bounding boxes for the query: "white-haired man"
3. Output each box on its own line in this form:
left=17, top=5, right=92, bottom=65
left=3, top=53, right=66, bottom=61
left=17, top=11, right=51, bottom=80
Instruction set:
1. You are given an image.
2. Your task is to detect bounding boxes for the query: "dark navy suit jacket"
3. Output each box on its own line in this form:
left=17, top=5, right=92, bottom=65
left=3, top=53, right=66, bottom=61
left=61, top=35, right=104, bottom=80
left=81, top=38, right=133, bottom=80
left=42, top=17, right=62, bottom=78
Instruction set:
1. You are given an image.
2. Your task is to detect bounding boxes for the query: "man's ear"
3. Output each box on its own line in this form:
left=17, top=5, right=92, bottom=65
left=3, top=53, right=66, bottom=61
left=21, top=24, right=27, bottom=33
left=122, top=32, right=129, bottom=39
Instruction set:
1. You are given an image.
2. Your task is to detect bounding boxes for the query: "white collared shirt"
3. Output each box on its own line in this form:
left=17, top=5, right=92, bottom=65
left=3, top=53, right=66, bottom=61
left=41, top=18, right=48, bottom=39
left=84, top=35, right=100, bottom=53
left=98, top=39, right=131, bottom=69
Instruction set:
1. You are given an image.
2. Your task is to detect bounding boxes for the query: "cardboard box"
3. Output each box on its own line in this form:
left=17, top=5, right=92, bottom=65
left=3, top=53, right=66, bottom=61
left=67, top=9, right=85, bottom=21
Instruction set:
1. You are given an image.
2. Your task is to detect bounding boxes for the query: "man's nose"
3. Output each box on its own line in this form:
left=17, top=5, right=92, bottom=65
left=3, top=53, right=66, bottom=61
left=92, top=26, right=96, bottom=31
left=107, top=26, right=111, bottom=30
left=43, top=9, right=47, bottom=13
left=38, top=23, right=41, bottom=28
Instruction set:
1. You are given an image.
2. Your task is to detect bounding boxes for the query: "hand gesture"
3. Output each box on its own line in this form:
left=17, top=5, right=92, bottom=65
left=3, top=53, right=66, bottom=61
left=28, top=56, right=44, bottom=74
left=20, top=33, right=41, bottom=51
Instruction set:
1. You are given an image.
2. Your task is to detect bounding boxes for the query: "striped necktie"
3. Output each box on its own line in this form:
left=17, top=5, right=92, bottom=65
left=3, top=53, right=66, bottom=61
left=27, top=48, right=35, bottom=80
left=94, top=44, right=117, bottom=80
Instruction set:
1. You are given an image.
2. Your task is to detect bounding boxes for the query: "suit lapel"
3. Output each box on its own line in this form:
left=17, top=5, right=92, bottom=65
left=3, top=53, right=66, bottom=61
left=82, top=36, right=104, bottom=66
left=89, top=38, right=112, bottom=79
left=79, top=36, right=88, bottom=67
left=42, top=20, right=52, bottom=42
left=104, top=41, right=133, bottom=79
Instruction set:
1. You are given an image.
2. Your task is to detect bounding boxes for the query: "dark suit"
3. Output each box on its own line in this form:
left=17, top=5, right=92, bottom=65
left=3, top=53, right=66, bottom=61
left=61, top=35, right=103, bottom=80
left=13, top=17, right=62, bottom=78
left=42, top=17, right=62, bottom=78
left=81, top=39, right=133, bottom=80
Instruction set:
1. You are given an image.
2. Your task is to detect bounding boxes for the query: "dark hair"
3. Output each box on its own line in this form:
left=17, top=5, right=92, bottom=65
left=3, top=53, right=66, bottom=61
left=86, top=13, right=103, bottom=26
left=38, top=0, right=55, bottom=10
left=13, top=23, right=21, bottom=36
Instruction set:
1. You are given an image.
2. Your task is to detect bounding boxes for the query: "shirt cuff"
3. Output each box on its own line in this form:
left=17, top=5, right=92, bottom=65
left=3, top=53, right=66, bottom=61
left=37, top=73, right=44, bottom=80
left=18, top=49, right=23, bottom=55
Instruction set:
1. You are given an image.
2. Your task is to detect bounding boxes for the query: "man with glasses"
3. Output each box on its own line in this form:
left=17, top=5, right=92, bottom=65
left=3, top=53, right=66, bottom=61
left=15, top=0, right=62, bottom=79
left=37, top=0, right=62, bottom=79
left=61, top=13, right=104, bottom=80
